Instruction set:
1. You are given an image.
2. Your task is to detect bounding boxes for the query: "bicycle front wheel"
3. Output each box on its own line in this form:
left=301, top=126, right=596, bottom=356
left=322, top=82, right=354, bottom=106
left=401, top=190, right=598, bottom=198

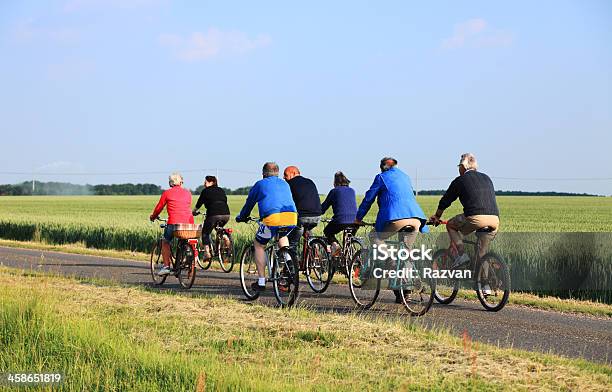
left=177, top=243, right=197, bottom=289
left=239, top=245, right=260, bottom=300
left=399, top=260, right=435, bottom=316
left=476, top=252, right=510, bottom=311
left=272, top=248, right=299, bottom=307
left=305, top=238, right=332, bottom=293
left=218, top=232, right=235, bottom=273
left=150, top=239, right=166, bottom=285
left=349, top=249, right=380, bottom=310
left=432, top=249, right=459, bottom=304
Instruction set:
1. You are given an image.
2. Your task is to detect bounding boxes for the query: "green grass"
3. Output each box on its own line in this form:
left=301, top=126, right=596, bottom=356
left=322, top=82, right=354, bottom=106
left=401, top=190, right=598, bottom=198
left=1, top=268, right=610, bottom=391
left=0, top=195, right=611, bottom=303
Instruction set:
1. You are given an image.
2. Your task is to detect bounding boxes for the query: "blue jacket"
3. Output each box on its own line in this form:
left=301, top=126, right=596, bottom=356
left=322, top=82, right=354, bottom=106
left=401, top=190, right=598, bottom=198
left=238, top=176, right=297, bottom=227
left=321, top=186, right=357, bottom=224
left=356, top=167, right=429, bottom=233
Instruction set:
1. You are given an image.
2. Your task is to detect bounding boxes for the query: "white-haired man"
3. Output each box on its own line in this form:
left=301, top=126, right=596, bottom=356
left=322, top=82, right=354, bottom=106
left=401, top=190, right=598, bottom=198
left=150, top=172, right=194, bottom=276
left=430, top=153, right=500, bottom=272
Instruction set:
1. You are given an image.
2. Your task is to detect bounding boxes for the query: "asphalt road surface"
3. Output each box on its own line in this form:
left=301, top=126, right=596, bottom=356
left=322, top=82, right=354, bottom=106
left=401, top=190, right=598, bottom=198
left=1, top=246, right=610, bottom=364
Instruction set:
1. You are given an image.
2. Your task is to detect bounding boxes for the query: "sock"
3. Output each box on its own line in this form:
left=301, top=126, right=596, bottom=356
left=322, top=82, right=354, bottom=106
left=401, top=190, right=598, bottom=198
left=258, top=277, right=266, bottom=286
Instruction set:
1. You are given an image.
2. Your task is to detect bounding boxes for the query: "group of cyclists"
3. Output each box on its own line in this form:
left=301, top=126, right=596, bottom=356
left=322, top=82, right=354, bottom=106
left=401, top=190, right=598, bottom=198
left=149, top=153, right=500, bottom=300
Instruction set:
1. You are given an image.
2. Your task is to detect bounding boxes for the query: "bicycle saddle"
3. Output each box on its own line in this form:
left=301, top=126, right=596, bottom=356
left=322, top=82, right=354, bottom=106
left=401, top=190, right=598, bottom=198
left=398, top=225, right=416, bottom=233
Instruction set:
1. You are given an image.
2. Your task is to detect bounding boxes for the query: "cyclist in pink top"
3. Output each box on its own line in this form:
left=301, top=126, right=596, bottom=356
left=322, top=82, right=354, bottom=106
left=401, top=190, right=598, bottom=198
left=149, top=172, right=194, bottom=276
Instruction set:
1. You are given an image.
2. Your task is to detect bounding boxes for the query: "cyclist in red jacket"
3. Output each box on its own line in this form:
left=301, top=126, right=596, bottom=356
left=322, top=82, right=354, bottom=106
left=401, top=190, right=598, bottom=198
left=149, top=172, right=194, bottom=276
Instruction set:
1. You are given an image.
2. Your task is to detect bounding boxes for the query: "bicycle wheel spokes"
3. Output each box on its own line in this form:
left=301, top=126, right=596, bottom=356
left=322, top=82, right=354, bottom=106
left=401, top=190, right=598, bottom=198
left=150, top=240, right=166, bottom=285
left=177, top=244, right=196, bottom=289
left=239, top=245, right=261, bottom=300
left=432, top=249, right=459, bottom=304
left=476, top=253, right=511, bottom=311
left=306, top=239, right=332, bottom=293
left=399, top=261, right=435, bottom=316
left=272, top=248, right=299, bottom=307
left=218, top=232, right=235, bottom=273
left=197, top=241, right=213, bottom=270
left=349, top=250, right=380, bottom=309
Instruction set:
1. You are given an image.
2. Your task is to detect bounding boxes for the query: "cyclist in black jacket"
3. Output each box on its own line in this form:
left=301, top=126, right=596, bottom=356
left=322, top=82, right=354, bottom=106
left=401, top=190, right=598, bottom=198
left=193, top=176, right=231, bottom=260
left=430, top=153, right=500, bottom=274
left=283, top=166, right=322, bottom=250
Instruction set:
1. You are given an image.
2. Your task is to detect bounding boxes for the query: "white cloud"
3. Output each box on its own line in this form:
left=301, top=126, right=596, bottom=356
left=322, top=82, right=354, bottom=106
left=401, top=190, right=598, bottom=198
left=442, top=18, right=513, bottom=49
left=47, top=59, right=96, bottom=80
left=9, top=19, right=80, bottom=45
left=63, top=0, right=164, bottom=12
left=159, top=28, right=271, bottom=62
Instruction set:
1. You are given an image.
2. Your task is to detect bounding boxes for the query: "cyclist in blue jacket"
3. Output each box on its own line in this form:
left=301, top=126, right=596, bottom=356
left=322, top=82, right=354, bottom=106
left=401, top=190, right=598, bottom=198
left=355, top=157, right=428, bottom=303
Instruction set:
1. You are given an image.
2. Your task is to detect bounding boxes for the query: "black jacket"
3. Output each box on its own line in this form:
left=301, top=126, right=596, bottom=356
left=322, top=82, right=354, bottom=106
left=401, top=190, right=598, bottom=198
left=287, top=176, right=322, bottom=217
left=195, top=185, right=230, bottom=216
left=438, top=170, right=499, bottom=217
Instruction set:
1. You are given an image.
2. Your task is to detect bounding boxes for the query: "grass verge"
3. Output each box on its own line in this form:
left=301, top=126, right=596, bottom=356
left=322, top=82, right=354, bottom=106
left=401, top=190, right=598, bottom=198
left=0, top=267, right=610, bottom=391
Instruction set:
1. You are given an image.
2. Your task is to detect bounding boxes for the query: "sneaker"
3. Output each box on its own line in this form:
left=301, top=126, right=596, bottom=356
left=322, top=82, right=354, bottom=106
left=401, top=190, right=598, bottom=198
left=394, top=290, right=412, bottom=304
left=202, top=247, right=212, bottom=260
left=157, top=266, right=172, bottom=276
left=250, top=282, right=266, bottom=292
left=482, top=284, right=492, bottom=296
left=451, top=253, right=470, bottom=269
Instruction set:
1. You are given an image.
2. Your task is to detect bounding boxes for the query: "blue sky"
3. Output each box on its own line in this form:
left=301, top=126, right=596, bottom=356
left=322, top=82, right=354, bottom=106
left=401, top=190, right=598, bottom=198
left=1, top=0, right=611, bottom=194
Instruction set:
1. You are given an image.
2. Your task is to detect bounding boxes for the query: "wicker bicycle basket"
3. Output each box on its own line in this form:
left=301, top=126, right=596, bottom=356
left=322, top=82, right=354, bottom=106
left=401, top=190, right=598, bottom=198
left=172, top=223, right=202, bottom=239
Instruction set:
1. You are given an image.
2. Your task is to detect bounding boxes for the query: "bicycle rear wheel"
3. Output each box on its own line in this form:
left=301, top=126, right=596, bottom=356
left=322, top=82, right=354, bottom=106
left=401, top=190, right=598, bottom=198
left=432, top=249, right=459, bottom=304
left=349, top=249, right=380, bottom=310
left=476, top=252, right=510, bottom=311
left=305, top=238, right=332, bottom=293
left=197, top=242, right=213, bottom=270
left=399, top=260, right=435, bottom=316
left=272, top=247, right=299, bottom=307
left=239, top=245, right=261, bottom=300
left=150, top=239, right=166, bottom=285
left=177, top=243, right=196, bottom=289
left=217, top=232, right=235, bottom=273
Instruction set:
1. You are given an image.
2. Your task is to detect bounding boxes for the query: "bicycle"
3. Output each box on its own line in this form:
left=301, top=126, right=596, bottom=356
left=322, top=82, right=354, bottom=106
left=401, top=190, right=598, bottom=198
left=322, top=218, right=366, bottom=281
left=349, top=222, right=436, bottom=316
left=429, top=220, right=510, bottom=311
left=192, top=211, right=235, bottom=272
left=150, top=218, right=201, bottom=289
left=294, top=223, right=332, bottom=293
left=238, top=217, right=300, bottom=307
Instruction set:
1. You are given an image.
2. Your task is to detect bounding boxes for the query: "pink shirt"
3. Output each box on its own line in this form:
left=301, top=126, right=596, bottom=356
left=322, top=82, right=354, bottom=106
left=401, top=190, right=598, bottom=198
left=152, top=186, right=194, bottom=224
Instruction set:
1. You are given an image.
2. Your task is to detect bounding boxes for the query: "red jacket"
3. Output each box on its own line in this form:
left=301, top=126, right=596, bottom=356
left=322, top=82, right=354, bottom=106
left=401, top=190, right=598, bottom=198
left=152, top=186, right=194, bottom=224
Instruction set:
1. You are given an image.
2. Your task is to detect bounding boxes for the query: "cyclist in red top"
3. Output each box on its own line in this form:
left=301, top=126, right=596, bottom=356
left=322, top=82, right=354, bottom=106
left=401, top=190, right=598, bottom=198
left=149, top=172, right=194, bottom=276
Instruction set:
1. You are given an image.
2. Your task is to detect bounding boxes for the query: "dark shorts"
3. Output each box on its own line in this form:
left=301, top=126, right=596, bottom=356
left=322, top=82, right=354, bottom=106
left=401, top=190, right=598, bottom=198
left=163, top=224, right=175, bottom=242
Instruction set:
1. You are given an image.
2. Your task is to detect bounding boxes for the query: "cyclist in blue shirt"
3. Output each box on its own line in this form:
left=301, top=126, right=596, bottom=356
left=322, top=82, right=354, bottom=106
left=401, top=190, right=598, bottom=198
left=236, top=162, right=297, bottom=292
left=355, top=157, right=428, bottom=303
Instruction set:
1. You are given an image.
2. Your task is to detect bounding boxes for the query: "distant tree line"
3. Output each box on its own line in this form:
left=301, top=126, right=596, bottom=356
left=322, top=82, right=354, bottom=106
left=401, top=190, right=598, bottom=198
left=0, top=181, right=599, bottom=197
left=0, top=181, right=163, bottom=196
left=193, top=185, right=252, bottom=195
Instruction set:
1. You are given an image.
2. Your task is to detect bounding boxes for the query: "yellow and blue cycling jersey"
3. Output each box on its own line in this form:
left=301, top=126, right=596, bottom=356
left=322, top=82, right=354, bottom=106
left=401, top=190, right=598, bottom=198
left=237, top=176, right=297, bottom=227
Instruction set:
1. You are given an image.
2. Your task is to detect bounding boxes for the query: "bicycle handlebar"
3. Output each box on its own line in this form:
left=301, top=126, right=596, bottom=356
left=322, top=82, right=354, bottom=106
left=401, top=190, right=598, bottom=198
left=237, top=216, right=259, bottom=223
left=354, top=221, right=375, bottom=227
left=426, top=220, right=448, bottom=226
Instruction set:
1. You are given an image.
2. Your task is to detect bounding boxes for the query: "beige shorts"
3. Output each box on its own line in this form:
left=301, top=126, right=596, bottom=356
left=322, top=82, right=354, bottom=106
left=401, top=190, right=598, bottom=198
left=449, top=214, right=499, bottom=236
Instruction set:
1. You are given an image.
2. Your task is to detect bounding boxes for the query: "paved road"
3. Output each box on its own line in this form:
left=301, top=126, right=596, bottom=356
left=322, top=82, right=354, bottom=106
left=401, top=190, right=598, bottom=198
left=1, top=246, right=610, bottom=364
